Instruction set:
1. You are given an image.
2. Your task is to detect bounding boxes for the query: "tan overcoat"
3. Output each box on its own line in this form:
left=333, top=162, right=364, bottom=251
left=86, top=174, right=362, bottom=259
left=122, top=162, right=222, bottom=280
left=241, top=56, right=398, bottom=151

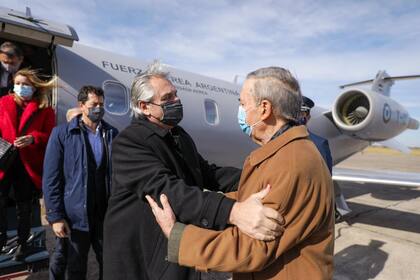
left=170, top=125, right=335, bottom=280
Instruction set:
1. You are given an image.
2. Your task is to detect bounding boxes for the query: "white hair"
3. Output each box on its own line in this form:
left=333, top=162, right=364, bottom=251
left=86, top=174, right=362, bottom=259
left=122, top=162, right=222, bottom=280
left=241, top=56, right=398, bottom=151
left=130, top=60, right=169, bottom=117
left=246, top=66, right=302, bottom=122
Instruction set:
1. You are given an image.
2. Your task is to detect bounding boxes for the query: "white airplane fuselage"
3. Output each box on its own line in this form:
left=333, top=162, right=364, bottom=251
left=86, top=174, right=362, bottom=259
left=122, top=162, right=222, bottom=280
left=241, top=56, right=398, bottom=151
left=1, top=5, right=418, bottom=169
left=54, top=43, right=372, bottom=168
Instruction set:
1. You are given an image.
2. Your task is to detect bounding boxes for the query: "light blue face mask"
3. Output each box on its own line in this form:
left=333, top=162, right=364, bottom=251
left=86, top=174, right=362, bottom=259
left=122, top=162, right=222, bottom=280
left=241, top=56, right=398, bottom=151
left=237, top=105, right=262, bottom=136
left=14, top=84, right=34, bottom=100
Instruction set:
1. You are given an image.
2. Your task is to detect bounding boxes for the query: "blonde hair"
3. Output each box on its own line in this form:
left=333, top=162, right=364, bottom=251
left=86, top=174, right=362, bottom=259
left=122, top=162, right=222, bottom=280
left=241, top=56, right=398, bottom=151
left=13, top=68, right=57, bottom=109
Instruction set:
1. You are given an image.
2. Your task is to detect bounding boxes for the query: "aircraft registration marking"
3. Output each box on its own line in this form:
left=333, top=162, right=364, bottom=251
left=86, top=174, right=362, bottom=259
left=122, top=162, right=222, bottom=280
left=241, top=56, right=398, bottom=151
left=168, top=75, right=239, bottom=96
left=101, top=61, right=142, bottom=75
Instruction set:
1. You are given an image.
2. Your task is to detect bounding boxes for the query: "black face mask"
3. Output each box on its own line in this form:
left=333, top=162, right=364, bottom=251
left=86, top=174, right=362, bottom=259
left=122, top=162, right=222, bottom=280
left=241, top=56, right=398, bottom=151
left=87, top=107, right=105, bottom=123
left=152, top=100, right=183, bottom=126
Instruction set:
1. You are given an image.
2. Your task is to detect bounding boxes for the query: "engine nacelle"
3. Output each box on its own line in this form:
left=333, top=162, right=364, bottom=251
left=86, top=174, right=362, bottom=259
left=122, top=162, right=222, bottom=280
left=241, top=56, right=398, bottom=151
left=332, top=88, right=412, bottom=141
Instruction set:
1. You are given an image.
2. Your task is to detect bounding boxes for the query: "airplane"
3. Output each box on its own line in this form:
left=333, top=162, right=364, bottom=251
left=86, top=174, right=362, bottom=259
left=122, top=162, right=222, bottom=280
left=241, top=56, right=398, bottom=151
left=0, top=6, right=419, bottom=277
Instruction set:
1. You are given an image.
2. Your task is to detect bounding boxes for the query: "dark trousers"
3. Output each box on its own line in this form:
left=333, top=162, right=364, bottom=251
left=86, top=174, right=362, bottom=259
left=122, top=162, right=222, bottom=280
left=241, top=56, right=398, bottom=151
left=0, top=155, right=34, bottom=248
left=68, top=227, right=103, bottom=280
left=49, top=237, right=68, bottom=280
left=52, top=223, right=103, bottom=280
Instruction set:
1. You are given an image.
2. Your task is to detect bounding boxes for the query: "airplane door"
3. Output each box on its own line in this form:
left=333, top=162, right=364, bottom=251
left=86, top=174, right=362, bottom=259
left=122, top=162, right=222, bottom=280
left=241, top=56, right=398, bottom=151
left=0, top=7, right=78, bottom=48
left=0, top=7, right=79, bottom=113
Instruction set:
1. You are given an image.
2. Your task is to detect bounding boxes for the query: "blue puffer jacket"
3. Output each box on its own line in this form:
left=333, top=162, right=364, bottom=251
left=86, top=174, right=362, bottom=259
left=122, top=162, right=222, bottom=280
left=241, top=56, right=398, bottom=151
left=42, top=116, right=118, bottom=231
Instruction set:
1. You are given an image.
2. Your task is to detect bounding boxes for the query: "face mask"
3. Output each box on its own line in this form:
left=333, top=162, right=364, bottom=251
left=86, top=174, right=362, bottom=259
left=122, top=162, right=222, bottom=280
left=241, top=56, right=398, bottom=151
left=151, top=100, right=183, bottom=126
left=14, top=84, right=34, bottom=100
left=237, top=105, right=262, bottom=136
left=2, top=61, right=20, bottom=73
left=87, top=107, right=105, bottom=123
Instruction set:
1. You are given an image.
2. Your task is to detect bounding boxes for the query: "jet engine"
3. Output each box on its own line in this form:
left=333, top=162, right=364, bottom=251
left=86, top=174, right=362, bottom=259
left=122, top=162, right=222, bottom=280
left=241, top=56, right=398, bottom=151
left=332, top=89, right=417, bottom=141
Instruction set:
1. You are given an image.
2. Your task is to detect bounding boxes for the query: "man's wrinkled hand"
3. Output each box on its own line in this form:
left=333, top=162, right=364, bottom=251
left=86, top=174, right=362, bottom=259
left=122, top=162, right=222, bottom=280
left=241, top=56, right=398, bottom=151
left=52, top=219, right=71, bottom=238
left=146, top=194, right=176, bottom=238
left=229, top=184, right=285, bottom=241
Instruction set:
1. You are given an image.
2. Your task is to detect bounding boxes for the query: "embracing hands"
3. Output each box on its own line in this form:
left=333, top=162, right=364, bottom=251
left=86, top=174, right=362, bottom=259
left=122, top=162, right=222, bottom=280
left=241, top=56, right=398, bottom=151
left=146, top=194, right=176, bottom=238
left=146, top=184, right=285, bottom=241
left=229, top=185, right=285, bottom=241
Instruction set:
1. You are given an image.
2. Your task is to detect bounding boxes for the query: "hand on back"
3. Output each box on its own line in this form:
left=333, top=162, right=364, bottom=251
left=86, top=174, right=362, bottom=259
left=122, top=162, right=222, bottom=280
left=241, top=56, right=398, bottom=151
left=229, top=185, right=285, bottom=241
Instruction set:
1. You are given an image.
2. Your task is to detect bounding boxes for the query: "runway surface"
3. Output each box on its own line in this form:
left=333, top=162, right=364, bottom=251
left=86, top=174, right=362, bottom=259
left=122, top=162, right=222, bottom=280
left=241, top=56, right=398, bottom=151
left=7, top=149, right=420, bottom=279
left=14, top=178, right=418, bottom=280
left=333, top=179, right=420, bottom=280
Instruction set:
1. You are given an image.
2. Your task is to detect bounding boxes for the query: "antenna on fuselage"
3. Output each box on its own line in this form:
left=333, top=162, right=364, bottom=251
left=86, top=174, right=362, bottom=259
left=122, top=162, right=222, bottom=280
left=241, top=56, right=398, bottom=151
left=25, top=7, right=32, bottom=19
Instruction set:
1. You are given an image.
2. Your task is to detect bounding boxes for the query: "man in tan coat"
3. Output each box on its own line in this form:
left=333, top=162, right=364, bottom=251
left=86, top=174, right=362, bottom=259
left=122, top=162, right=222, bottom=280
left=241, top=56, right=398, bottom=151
left=147, top=66, right=335, bottom=280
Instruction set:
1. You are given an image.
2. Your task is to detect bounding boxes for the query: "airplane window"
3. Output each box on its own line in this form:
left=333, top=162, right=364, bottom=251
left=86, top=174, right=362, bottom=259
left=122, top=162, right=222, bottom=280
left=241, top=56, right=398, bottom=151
left=103, top=81, right=129, bottom=115
left=204, top=99, right=219, bottom=125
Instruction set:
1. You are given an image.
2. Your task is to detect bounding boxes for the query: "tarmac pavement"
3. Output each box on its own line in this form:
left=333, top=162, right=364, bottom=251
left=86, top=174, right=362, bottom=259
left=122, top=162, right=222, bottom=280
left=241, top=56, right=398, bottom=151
left=23, top=179, right=420, bottom=280
left=333, top=179, right=420, bottom=280
left=10, top=150, right=420, bottom=279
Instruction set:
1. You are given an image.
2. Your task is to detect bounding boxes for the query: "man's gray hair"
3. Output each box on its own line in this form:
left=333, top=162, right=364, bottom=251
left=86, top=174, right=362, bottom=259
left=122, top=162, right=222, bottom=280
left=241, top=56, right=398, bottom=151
left=130, top=60, right=169, bottom=117
left=246, top=66, right=302, bottom=122
left=0, top=41, right=23, bottom=58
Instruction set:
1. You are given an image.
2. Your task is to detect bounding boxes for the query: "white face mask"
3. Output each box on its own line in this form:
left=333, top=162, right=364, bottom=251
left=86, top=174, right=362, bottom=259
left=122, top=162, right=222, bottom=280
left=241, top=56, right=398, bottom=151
left=1, top=61, right=20, bottom=73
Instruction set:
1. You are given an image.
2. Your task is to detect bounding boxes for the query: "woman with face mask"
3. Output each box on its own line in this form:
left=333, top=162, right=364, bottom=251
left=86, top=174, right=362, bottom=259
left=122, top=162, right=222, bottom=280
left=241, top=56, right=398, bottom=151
left=0, top=68, right=56, bottom=261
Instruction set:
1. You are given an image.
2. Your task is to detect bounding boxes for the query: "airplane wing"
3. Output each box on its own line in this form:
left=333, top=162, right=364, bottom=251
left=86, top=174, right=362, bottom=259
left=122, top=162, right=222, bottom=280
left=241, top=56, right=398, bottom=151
left=375, top=139, right=411, bottom=154
left=333, top=168, right=420, bottom=187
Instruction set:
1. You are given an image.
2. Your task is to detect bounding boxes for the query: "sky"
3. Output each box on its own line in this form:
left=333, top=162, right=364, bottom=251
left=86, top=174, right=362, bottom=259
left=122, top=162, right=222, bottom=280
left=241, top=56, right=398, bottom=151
left=3, top=0, right=420, bottom=147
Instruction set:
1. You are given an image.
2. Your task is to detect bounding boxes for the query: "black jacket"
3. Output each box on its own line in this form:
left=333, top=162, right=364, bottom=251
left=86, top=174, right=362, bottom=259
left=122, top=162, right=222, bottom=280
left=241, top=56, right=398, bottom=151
left=103, top=117, right=240, bottom=280
left=0, top=60, right=30, bottom=97
left=0, top=67, right=14, bottom=97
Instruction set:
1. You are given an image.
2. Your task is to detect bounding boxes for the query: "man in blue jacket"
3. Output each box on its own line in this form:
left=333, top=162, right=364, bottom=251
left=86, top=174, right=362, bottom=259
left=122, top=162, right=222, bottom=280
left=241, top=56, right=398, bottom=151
left=299, top=97, right=353, bottom=220
left=43, top=86, right=118, bottom=280
left=300, top=96, right=333, bottom=173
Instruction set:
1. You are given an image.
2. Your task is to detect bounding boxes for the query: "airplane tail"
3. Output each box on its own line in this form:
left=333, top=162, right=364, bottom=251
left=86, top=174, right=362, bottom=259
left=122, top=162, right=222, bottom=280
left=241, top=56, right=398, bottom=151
left=332, top=71, right=419, bottom=144
left=340, top=71, right=420, bottom=97
left=370, top=71, right=393, bottom=96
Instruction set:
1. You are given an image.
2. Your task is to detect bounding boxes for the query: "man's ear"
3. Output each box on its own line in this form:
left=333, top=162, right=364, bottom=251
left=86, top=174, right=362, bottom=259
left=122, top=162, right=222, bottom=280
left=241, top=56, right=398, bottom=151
left=139, top=101, right=150, bottom=115
left=260, top=100, right=272, bottom=121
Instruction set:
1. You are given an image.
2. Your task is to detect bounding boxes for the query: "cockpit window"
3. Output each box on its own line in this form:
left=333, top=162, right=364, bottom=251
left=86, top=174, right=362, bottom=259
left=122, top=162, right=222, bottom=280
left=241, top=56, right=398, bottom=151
left=102, top=80, right=129, bottom=115
left=204, top=99, right=220, bottom=125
